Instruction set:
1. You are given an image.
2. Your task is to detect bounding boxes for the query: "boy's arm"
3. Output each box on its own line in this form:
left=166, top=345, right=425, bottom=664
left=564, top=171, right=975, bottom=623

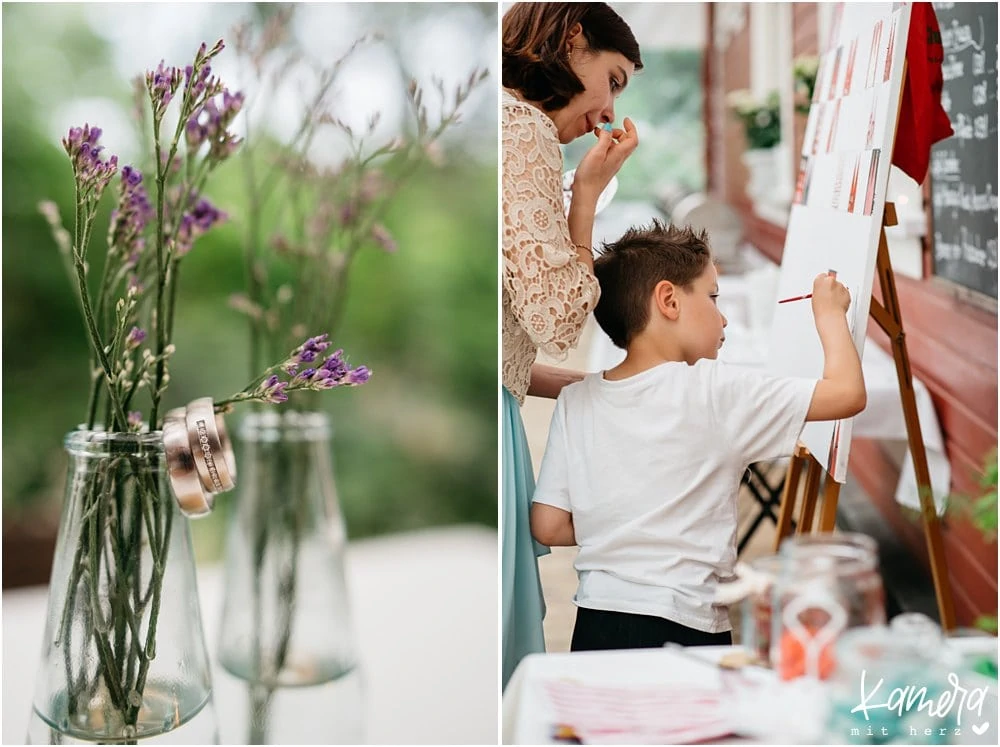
left=531, top=396, right=577, bottom=546
left=806, top=272, right=867, bottom=421
left=530, top=503, right=576, bottom=546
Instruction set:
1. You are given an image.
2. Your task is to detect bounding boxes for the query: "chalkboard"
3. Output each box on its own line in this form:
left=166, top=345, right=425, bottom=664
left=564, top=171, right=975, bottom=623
left=929, top=2, right=998, bottom=304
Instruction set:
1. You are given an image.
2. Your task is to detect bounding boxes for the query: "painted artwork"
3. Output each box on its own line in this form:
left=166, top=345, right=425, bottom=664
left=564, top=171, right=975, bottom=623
left=766, top=4, right=911, bottom=482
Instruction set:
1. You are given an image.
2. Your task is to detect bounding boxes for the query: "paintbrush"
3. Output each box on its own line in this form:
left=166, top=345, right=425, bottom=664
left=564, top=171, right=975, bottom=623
left=778, top=269, right=837, bottom=304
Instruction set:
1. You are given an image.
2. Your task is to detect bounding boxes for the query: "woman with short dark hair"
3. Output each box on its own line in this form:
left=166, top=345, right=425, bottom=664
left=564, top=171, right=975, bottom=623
left=501, top=2, right=641, bottom=688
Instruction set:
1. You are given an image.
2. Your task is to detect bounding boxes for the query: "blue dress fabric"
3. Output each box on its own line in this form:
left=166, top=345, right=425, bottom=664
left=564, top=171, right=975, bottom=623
left=502, top=386, right=548, bottom=690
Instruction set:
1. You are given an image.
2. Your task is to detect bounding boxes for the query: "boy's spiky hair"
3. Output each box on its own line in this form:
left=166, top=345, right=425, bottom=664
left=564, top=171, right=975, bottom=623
left=593, top=219, right=713, bottom=349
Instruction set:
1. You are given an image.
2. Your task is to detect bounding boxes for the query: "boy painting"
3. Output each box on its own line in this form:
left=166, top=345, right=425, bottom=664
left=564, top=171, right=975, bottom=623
left=530, top=221, right=866, bottom=651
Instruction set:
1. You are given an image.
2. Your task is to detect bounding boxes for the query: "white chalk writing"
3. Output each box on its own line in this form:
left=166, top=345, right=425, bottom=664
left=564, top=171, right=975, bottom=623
left=972, top=80, right=989, bottom=106
left=941, top=18, right=985, bottom=54
left=942, top=55, right=965, bottom=81
left=972, top=49, right=986, bottom=75
left=935, top=230, right=999, bottom=271
left=931, top=152, right=963, bottom=179
left=931, top=181, right=998, bottom=214
left=973, top=113, right=991, bottom=139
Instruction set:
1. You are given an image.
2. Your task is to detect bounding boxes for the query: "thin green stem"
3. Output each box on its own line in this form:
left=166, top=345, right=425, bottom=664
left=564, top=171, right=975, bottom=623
left=126, top=494, right=173, bottom=727
left=87, top=480, right=126, bottom=712
left=150, top=144, right=167, bottom=430
left=73, top=257, right=129, bottom=430
left=166, top=259, right=181, bottom=345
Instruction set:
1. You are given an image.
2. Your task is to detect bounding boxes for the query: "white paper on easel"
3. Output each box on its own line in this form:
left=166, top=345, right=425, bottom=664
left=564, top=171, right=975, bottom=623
left=766, top=3, right=912, bottom=482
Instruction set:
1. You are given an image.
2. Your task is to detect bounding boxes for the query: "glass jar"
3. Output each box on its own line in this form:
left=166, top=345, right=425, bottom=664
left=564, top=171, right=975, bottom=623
left=739, top=554, right=784, bottom=666
left=772, top=532, right=886, bottom=680
left=216, top=411, right=362, bottom=745
left=28, top=430, right=217, bottom=744
left=823, top=626, right=966, bottom=744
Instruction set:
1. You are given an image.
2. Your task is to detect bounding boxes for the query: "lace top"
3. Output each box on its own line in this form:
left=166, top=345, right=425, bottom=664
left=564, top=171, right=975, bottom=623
left=502, top=89, right=600, bottom=405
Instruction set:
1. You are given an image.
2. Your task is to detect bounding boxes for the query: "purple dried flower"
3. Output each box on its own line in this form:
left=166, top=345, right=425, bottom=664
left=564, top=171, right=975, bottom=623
left=146, top=61, right=182, bottom=115
left=185, top=88, right=244, bottom=160
left=321, top=349, right=348, bottom=379
left=191, top=198, right=224, bottom=230
left=185, top=117, right=206, bottom=148
left=61, top=124, right=119, bottom=196
left=282, top=334, right=331, bottom=371
left=125, top=326, right=146, bottom=350
left=371, top=223, right=397, bottom=253
left=258, top=374, right=288, bottom=403
left=121, top=165, right=142, bottom=188
left=346, top=366, right=371, bottom=385
left=173, top=196, right=226, bottom=256
left=127, top=411, right=143, bottom=430
left=338, top=201, right=359, bottom=227
left=108, top=165, right=153, bottom=254
left=246, top=338, right=369, bottom=405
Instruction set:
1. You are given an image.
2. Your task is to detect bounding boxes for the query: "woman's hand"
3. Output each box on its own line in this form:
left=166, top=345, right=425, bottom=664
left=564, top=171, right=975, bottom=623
left=571, top=117, right=639, bottom=205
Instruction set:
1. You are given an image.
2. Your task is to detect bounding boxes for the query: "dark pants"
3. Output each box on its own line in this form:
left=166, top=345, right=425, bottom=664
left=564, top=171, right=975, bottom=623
left=570, top=606, right=733, bottom=651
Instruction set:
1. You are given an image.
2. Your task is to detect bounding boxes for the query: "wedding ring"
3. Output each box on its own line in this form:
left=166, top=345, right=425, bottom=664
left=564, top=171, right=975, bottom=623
left=163, top=410, right=214, bottom=517
left=185, top=397, right=235, bottom=494
left=215, top=411, right=237, bottom=485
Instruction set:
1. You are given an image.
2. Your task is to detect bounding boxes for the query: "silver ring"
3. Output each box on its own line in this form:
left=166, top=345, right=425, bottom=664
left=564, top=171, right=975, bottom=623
left=185, top=397, right=235, bottom=494
left=163, top=411, right=214, bottom=517
left=215, top=411, right=237, bottom=485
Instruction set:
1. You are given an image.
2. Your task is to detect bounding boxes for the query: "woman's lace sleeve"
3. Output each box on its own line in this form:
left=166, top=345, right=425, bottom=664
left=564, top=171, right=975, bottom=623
left=502, top=103, right=599, bottom=359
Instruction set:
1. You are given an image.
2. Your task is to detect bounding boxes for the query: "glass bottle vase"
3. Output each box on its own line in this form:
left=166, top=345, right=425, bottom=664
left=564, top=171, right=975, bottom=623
left=216, top=411, right=362, bottom=745
left=27, top=430, right=218, bottom=745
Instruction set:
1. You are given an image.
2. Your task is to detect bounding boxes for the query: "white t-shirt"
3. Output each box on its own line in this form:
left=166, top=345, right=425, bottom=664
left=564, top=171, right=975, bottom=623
left=532, top=359, right=817, bottom=633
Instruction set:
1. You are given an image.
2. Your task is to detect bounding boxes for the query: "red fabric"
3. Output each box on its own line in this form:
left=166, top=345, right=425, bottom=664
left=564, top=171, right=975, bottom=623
left=892, top=2, right=954, bottom=183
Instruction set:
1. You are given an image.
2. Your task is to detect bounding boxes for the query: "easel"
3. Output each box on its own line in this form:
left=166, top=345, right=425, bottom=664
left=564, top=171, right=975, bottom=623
left=771, top=202, right=957, bottom=631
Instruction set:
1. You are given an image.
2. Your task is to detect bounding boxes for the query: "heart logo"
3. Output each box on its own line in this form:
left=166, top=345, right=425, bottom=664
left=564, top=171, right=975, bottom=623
left=972, top=723, right=989, bottom=736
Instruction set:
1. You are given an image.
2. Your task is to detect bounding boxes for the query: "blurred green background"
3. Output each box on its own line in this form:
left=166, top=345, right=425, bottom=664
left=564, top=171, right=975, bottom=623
left=563, top=46, right=705, bottom=201
left=2, top=2, right=498, bottom=582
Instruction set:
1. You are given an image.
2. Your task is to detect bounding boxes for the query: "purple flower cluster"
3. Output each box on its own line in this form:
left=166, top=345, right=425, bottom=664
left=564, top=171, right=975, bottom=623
left=252, top=335, right=371, bottom=404
left=146, top=61, right=183, bottom=116
left=281, top=334, right=331, bottom=373
left=109, top=166, right=153, bottom=256
left=125, top=326, right=146, bottom=350
left=184, top=40, right=226, bottom=100
left=290, top=345, right=372, bottom=390
left=258, top=374, right=288, bottom=403
left=62, top=125, right=118, bottom=195
left=173, top=197, right=226, bottom=256
left=185, top=90, right=245, bottom=160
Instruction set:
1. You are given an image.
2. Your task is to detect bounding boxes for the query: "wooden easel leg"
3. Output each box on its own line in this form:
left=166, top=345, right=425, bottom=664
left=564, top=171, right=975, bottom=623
left=797, top=453, right=822, bottom=535
left=869, top=209, right=957, bottom=630
left=819, top=474, right=841, bottom=532
left=773, top=446, right=807, bottom=551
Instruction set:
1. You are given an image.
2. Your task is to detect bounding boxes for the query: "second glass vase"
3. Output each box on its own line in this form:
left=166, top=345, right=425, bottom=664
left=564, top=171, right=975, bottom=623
left=216, top=411, right=362, bottom=745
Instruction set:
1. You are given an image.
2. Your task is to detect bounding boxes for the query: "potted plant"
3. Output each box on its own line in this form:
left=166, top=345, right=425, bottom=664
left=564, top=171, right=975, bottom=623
left=793, top=55, right=820, bottom=115
left=726, top=89, right=781, bottom=203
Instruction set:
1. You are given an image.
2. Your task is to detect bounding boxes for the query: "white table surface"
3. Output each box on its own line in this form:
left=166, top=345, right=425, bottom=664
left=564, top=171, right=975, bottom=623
left=502, top=642, right=997, bottom=745
left=502, top=646, right=774, bottom=745
left=2, top=526, right=498, bottom=745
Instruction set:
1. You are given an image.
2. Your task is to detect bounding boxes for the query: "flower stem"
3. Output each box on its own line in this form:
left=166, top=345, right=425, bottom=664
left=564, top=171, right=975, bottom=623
left=73, top=257, right=129, bottom=430
left=125, top=487, right=174, bottom=727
